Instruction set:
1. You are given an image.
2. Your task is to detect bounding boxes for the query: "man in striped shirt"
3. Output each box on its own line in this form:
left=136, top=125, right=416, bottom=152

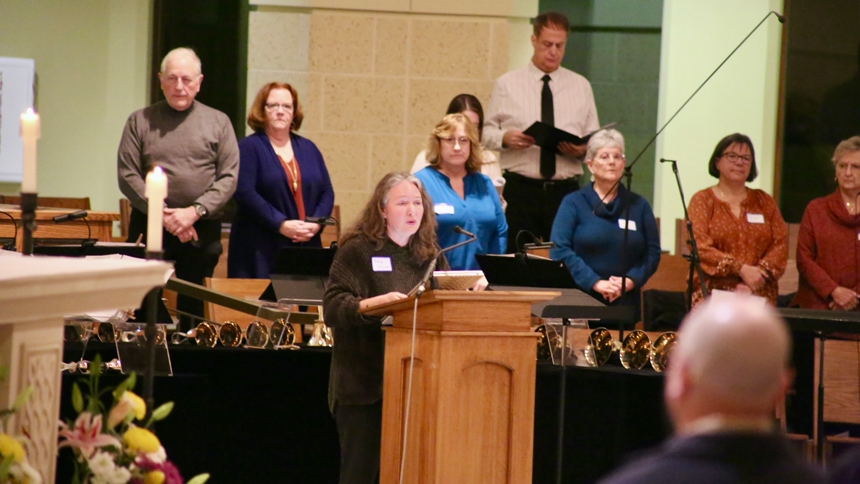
left=484, top=11, right=600, bottom=252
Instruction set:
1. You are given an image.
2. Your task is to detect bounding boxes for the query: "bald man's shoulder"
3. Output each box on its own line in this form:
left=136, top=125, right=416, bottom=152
left=598, top=432, right=825, bottom=484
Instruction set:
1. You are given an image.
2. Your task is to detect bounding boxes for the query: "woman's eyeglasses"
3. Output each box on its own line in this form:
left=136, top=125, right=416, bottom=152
left=722, top=152, right=752, bottom=164
left=439, top=137, right=470, bottom=147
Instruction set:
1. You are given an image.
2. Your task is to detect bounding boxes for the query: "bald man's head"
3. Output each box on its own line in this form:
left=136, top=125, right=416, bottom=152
left=665, top=295, right=792, bottom=431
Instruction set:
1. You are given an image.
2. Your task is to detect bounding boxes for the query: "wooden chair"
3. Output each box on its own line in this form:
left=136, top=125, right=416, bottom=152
left=2, top=195, right=90, bottom=210
left=117, top=198, right=132, bottom=242
left=203, top=277, right=302, bottom=343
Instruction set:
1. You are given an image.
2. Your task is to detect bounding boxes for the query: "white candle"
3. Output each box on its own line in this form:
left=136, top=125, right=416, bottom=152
left=145, top=166, right=168, bottom=252
left=19, top=108, right=40, bottom=193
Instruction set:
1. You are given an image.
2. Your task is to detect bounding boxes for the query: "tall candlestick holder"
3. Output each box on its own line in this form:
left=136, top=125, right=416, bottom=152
left=20, top=192, right=38, bottom=255
left=143, top=249, right=165, bottom=417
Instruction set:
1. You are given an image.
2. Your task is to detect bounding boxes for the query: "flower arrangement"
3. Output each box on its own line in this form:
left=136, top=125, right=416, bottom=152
left=59, top=355, right=208, bottom=484
left=0, top=366, right=41, bottom=484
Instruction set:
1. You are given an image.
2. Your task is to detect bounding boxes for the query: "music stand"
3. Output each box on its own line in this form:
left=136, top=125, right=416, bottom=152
left=477, top=253, right=630, bottom=484
left=260, top=247, right=336, bottom=304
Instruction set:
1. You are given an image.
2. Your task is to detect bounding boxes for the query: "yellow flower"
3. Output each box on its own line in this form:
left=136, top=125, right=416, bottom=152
left=122, top=426, right=160, bottom=454
left=124, top=391, right=146, bottom=421
left=0, top=433, right=25, bottom=463
left=144, top=470, right=165, bottom=484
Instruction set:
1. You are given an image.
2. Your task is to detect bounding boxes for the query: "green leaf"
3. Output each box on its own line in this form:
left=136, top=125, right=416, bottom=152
left=150, top=402, right=173, bottom=422
left=12, top=386, right=33, bottom=411
left=71, top=383, right=84, bottom=414
left=91, top=353, right=102, bottom=379
left=187, top=473, right=210, bottom=484
left=0, top=454, right=13, bottom=480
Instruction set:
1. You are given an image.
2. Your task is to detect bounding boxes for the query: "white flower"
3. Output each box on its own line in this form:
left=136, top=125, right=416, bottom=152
left=87, top=450, right=131, bottom=484
left=87, top=451, right=116, bottom=476
left=146, top=445, right=167, bottom=464
left=8, top=461, right=42, bottom=484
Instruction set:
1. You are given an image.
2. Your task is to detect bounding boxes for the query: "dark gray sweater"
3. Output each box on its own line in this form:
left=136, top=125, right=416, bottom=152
left=117, top=100, right=239, bottom=216
left=324, top=234, right=442, bottom=410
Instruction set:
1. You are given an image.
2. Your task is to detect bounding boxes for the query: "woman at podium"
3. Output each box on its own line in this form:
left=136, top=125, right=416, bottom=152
left=323, top=172, right=444, bottom=484
left=228, top=82, right=334, bottom=278
left=415, top=113, right=507, bottom=272
left=549, top=129, right=660, bottom=319
left=793, top=136, right=860, bottom=310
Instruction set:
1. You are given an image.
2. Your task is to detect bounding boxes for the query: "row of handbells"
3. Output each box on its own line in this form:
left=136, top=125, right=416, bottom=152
left=537, top=325, right=677, bottom=372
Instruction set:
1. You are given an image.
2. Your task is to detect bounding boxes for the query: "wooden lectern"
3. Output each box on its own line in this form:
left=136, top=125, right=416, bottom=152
left=362, top=289, right=558, bottom=484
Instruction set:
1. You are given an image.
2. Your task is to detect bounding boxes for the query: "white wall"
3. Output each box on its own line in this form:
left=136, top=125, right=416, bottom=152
left=0, top=1, right=152, bottom=216
left=654, top=0, right=784, bottom=252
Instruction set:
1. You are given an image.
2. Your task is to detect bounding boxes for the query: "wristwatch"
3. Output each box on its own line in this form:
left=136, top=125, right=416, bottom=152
left=193, top=203, right=208, bottom=218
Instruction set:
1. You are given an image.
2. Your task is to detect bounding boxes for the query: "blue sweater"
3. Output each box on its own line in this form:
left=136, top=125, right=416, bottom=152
left=550, top=183, right=661, bottom=309
left=415, top=167, right=507, bottom=270
left=228, top=131, right=334, bottom=278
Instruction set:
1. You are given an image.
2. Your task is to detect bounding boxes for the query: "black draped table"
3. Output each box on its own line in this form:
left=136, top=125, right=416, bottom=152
left=59, top=343, right=668, bottom=483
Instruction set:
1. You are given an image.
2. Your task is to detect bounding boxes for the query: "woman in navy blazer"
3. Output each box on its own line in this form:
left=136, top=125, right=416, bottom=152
left=228, top=82, right=334, bottom=278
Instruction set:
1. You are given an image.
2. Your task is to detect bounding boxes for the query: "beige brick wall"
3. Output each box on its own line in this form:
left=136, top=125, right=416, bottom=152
left=247, top=4, right=533, bottom=227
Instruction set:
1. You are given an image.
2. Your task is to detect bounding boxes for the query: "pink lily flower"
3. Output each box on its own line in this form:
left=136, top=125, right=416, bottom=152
left=58, top=412, right=122, bottom=458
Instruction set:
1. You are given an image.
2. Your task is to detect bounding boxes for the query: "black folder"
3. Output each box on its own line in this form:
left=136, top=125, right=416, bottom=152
left=523, top=121, right=618, bottom=149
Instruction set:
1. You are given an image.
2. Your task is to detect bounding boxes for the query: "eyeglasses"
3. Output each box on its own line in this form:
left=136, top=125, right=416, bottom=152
left=440, top=137, right=470, bottom=147
left=722, top=152, right=752, bottom=164
left=265, top=103, right=293, bottom=112
left=594, top=152, right=625, bottom=164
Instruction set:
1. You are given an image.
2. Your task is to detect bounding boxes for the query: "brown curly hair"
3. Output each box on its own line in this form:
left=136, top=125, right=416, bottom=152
left=425, top=113, right=483, bottom=174
left=247, top=82, right=304, bottom=132
left=340, top=172, right=440, bottom=263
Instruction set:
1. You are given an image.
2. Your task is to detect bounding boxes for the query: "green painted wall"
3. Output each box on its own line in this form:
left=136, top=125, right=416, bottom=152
left=541, top=0, right=663, bottom=205
left=0, top=0, right=152, bottom=218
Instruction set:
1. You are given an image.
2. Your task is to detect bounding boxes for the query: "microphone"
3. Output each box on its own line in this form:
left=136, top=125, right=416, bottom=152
left=772, top=11, right=785, bottom=23
left=409, top=226, right=478, bottom=298
left=52, top=210, right=93, bottom=244
left=452, top=226, right=475, bottom=238
left=305, top=216, right=338, bottom=226
left=52, top=210, right=88, bottom=223
left=659, top=158, right=676, bottom=164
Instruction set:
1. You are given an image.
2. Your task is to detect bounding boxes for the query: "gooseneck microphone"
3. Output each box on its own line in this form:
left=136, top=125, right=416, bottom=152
left=452, top=226, right=475, bottom=238
left=659, top=158, right=677, bottom=164
left=410, top=226, right=478, bottom=298
left=52, top=210, right=93, bottom=243
left=52, top=210, right=88, bottom=223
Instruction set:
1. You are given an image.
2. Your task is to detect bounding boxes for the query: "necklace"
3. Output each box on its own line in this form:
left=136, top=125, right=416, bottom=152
left=847, top=201, right=855, bottom=215
left=285, top=158, right=298, bottom=193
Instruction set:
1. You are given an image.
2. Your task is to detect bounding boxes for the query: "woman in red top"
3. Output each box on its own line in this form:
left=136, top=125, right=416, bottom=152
left=687, top=133, right=788, bottom=306
left=792, top=136, right=860, bottom=310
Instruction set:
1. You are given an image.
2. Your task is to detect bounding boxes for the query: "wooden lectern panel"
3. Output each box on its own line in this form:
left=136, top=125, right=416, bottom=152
left=369, top=290, right=556, bottom=484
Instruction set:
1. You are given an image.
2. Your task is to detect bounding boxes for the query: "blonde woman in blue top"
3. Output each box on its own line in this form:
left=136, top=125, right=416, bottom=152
left=415, top=114, right=507, bottom=273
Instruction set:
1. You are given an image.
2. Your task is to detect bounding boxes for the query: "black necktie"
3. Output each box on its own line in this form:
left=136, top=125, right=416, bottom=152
left=540, top=74, right=555, bottom=179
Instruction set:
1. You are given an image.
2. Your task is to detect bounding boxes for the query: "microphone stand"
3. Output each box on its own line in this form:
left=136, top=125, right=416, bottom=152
left=661, top=159, right=708, bottom=309
left=617, top=167, right=634, bottom=342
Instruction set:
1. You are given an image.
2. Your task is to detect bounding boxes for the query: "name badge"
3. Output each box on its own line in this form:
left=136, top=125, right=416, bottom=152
left=371, top=257, right=392, bottom=272
left=618, top=219, right=637, bottom=231
left=746, top=213, right=765, bottom=224
left=434, top=203, right=455, bottom=215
